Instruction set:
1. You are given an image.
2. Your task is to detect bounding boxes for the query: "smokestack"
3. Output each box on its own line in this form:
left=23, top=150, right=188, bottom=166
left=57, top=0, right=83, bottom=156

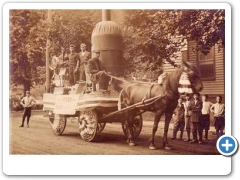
left=102, top=9, right=111, bottom=21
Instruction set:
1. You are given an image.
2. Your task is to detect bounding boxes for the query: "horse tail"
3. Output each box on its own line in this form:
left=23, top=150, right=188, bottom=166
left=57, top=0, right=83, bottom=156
left=118, top=89, right=124, bottom=110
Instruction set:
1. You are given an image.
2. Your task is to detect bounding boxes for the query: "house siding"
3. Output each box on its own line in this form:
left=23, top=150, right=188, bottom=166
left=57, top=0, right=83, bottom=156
left=163, top=40, right=225, bottom=102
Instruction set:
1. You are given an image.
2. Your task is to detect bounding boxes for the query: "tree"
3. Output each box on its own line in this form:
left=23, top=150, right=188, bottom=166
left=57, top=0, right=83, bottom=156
left=120, top=10, right=184, bottom=80
left=169, top=10, right=225, bottom=54
left=10, top=10, right=47, bottom=93
left=9, top=10, right=99, bottom=92
left=47, top=10, right=100, bottom=55
left=118, top=10, right=224, bottom=80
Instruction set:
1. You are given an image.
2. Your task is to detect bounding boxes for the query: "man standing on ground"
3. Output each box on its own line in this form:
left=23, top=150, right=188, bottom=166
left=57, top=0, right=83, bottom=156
left=19, top=91, right=36, bottom=128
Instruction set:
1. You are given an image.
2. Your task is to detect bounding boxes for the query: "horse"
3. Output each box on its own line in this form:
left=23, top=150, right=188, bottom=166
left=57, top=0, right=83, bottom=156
left=118, top=60, right=203, bottom=150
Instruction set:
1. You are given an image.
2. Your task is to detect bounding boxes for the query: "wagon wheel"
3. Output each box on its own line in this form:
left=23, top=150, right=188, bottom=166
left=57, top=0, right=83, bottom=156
left=122, top=114, right=143, bottom=138
left=49, top=112, right=67, bottom=135
left=97, top=122, right=106, bottom=134
left=78, top=110, right=99, bottom=142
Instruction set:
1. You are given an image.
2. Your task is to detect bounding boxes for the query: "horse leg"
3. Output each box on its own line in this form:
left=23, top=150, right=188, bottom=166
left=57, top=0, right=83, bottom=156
left=125, top=111, right=136, bottom=146
left=128, top=111, right=136, bottom=146
left=149, top=110, right=164, bottom=150
left=163, top=112, right=173, bottom=150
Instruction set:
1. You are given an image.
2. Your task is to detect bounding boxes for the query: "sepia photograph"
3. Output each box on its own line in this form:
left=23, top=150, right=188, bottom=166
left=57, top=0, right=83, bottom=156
left=8, top=8, right=226, bottom=155
left=3, top=2, right=232, bottom=176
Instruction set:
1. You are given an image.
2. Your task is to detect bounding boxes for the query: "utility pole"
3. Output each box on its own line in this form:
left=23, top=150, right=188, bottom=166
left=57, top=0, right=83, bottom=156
left=45, top=9, right=52, bottom=93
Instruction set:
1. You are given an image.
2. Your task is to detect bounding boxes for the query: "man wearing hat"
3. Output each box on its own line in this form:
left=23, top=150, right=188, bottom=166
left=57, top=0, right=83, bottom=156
left=79, top=43, right=91, bottom=81
left=88, top=50, right=103, bottom=91
left=19, top=91, right=36, bottom=128
left=67, top=44, right=80, bottom=85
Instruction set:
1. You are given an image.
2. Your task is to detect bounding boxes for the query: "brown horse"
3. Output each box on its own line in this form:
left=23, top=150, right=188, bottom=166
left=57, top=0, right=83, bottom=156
left=118, top=61, right=203, bottom=150
left=95, top=71, right=129, bottom=92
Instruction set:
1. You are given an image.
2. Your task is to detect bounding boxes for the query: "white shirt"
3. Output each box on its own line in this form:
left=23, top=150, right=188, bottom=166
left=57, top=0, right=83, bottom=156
left=20, top=96, right=36, bottom=108
left=202, top=101, right=213, bottom=115
left=210, top=103, right=225, bottom=117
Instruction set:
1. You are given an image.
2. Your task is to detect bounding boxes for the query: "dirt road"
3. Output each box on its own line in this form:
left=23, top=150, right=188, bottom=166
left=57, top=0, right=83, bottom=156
left=9, top=111, right=220, bottom=155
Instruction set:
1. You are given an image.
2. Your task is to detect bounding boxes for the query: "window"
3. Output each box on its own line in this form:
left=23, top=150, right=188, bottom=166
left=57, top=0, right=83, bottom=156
left=198, top=46, right=215, bottom=80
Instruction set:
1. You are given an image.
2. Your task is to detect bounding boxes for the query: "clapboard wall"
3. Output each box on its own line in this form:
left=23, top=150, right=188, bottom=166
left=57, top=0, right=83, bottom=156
left=163, top=40, right=225, bottom=102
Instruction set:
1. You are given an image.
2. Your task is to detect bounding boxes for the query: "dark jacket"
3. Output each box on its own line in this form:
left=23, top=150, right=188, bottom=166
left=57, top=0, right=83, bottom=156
left=188, top=100, right=203, bottom=123
left=88, top=57, right=103, bottom=82
left=88, top=57, right=102, bottom=74
left=173, top=104, right=185, bottom=122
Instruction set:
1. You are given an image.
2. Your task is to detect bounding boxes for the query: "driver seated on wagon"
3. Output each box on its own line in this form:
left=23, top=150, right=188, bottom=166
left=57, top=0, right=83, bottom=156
left=88, top=50, right=110, bottom=92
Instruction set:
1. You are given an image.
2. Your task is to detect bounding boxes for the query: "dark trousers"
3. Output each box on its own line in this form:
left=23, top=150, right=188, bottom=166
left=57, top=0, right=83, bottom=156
left=69, top=65, right=78, bottom=85
left=214, top=117, right=225, bottom=138
left=191, top=122, right=202, bottom=141
left=200, top=114, right=210, bottom=139
left=21, top=107, right=32, bottom=126
left=172, top=121, right=185, bottom=139
left=185, top=115, right=191, bottom=139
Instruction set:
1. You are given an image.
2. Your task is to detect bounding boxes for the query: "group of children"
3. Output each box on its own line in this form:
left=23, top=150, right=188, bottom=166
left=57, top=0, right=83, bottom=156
left=171, top=93, right=225, bottom=144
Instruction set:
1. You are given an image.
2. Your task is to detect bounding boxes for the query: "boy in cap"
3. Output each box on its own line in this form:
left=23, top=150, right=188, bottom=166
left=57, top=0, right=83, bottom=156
left=19, top=91, right=36, bottom=128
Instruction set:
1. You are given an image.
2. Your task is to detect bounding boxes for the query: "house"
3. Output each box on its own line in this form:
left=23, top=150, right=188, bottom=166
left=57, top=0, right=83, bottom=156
left=163, top=39, right=225, bottom=103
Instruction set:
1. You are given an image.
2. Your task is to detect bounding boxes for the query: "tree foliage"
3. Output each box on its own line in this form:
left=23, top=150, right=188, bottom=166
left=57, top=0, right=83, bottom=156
left=121, top=10, right=185, bottom=80
left=9, top=10, right=99, bottom=91
left=48, top=10, right=100, bottom=55
left=169, top=9, right=225, bottom=54
left=10, top=9, right=225, bottom=88
left=10, top=10, right=47, bottom=92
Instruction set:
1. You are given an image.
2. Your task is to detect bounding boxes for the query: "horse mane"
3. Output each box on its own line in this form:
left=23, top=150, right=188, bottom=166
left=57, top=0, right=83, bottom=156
left=164, top=66, right=183, bottom=97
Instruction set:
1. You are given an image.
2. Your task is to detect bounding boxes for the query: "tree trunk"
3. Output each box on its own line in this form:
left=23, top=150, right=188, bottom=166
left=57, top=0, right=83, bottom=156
left=23, top=80, right=31, bottom=95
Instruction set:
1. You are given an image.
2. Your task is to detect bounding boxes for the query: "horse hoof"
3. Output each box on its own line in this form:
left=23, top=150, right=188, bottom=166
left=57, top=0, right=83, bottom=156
left=149, top=145, right=157, bottom=150
left=164, top=146, right=172, bottom=150
left=129, top=142, right=136, bottom=146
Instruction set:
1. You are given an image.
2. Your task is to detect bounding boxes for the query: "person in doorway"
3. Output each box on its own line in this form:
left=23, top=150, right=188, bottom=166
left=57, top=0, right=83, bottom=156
left=79, top=43, right=91, bottom=81
left=19, top=91, right=36, bottom=128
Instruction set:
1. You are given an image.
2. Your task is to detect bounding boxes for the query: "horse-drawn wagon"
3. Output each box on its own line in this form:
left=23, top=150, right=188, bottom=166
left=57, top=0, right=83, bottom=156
left=43, top=77, right=146, bottom=142
left=43, top=10, right=203, bottom=149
